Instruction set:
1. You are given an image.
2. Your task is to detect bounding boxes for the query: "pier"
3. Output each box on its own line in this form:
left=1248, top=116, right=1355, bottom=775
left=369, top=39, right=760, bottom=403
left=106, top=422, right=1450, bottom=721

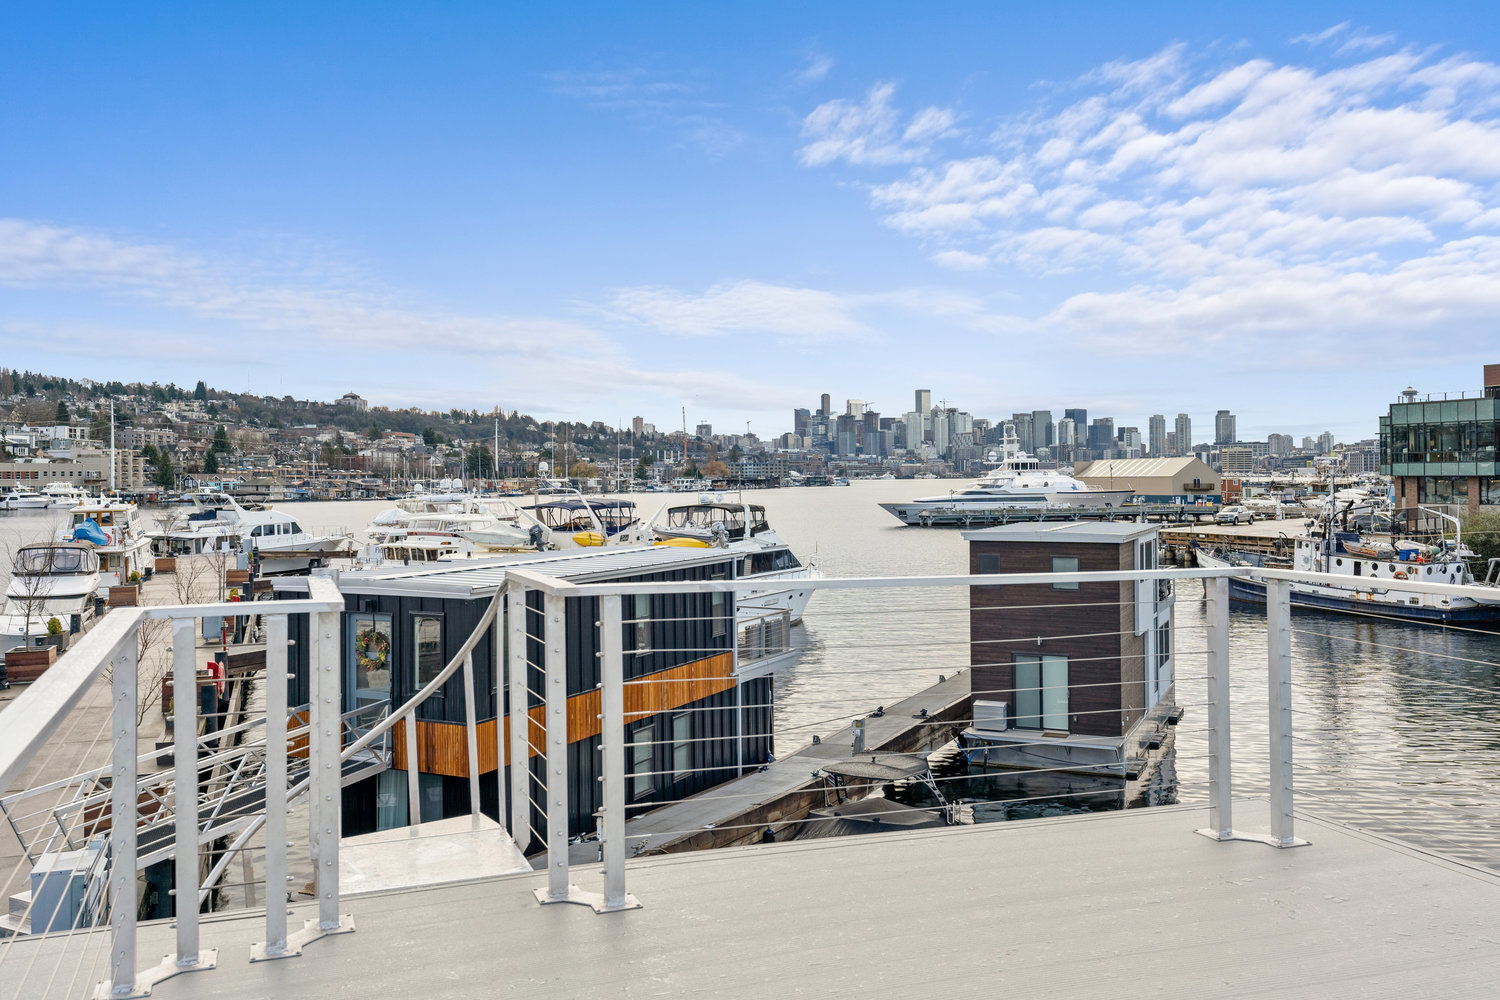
left=1158, top=516, right=1311, bottom=564
left=893, top=503, right=1225, bottom=528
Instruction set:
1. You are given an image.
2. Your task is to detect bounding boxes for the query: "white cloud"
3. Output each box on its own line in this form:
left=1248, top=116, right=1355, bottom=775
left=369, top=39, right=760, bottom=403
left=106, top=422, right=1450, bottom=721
left=608, top=280, right=868, bottom=337
left=799, top=38, right=1500, bottom=359
left=798, top=82, right=958, bottom=166
left=793, top=52, right=834, bottom=84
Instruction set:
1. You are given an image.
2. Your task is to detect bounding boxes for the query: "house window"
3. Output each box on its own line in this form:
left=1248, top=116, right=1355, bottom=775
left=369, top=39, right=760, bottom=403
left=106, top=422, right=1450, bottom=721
left=977, top=553, right=1000, bottom=574
left=672, top=713, right=691, bottom=780
left=633, top=594, right=650, bottom=652
left=1014, top=654, right=1069, bottom=730
left=1051, top=556, right=1080, bottom=590
left=631, top=723, right=655, bottom=800
left=413, top=614, right=445, bottom=691
left=711, top=591, right=726, bottom=637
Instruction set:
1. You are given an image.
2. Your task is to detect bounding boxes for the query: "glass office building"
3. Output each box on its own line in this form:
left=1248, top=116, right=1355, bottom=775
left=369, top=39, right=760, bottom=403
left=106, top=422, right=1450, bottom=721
left=1379, top=364, right=1500, bottom=513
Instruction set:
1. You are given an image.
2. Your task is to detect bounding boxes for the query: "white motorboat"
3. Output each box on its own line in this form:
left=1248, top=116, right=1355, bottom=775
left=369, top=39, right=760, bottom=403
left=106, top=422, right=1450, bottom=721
left=57, top=496, right=154, bottom=596
left=879, top=434, right=1133, bottom=525
left=648, top=500, right=820, bottom=623
left=0, top=488, right=49, bottom=511
left=0, top=544, right=101, bottom=662
left=149, top=490, right=355, bottom=574
left=40, top=482, right=90, bottom=508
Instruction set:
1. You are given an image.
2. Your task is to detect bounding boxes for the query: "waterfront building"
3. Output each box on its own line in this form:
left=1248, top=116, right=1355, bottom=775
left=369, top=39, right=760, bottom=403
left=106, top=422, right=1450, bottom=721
left=1072, top=456, right=1221, bottom=503
left=1148, top=414, right=1166, bottom=457
left=1174, top=413, right=1191, bottom=456
left=276, top=546, right=770, bottom=842
left=1215, top=410, right=1236, bottom=445
left=961, top=521, right=1175, bottom=774
left=1379, top=363, right=1500, bottom=515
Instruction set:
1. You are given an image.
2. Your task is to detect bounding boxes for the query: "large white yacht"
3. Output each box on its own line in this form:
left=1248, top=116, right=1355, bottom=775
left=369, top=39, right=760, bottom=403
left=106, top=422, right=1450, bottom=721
left=150, top=490, right=355, bottom=574
left=41, top=482, right=90, bottom=508
left=57, top=496, right=154, bottom=596
left=0, top=544, right=101, bottom=662
left=0, top=488, right=49, bottom=511
left=879, top=435, right=1133, bottom=525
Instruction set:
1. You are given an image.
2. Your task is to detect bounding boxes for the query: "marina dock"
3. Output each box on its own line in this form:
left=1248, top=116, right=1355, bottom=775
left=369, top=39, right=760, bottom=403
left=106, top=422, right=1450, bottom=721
left=890, top=503, right=1226, bottom=528
left=1158, top=515, right=1313, bottom=564
left=589, top=670, right=972, bottom=859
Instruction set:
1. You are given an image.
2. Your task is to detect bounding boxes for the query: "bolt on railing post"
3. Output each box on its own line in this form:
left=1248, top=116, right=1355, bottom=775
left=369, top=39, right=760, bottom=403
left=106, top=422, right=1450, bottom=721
left=508, top=590, right=530, bottom=848
left=541, top=591, right=571, bottom=903
left=170, top=617, right=203, bottom=968
left=1198, top=576, right=1234, bottom=841
left=597, top=594, right=638, bottom=910
left=462, top=650, right=480, bottom=817
left=1266, top=579, right=1305, bottom=847
left=256, top=614, right=290, bottom=958
left=107, top=641, right=139, bottom=997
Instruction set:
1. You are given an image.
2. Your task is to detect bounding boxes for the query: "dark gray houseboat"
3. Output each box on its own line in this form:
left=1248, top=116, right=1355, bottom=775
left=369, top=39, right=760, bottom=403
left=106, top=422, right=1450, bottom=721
left=275, top=546, right=775, bottom=848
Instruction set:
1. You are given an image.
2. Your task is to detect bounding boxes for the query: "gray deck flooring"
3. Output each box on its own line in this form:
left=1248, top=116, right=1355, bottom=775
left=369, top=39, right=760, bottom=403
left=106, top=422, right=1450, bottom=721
left=4, top=799, right=1498, bottom=999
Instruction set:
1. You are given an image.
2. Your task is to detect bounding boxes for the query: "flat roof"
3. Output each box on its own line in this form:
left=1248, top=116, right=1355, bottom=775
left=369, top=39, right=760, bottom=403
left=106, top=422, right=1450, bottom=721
left=5, top=801, right=1496, bottom=999
left=962, top=520, right=1159, bottom=545
left=277, top=545, right=733, bottom=600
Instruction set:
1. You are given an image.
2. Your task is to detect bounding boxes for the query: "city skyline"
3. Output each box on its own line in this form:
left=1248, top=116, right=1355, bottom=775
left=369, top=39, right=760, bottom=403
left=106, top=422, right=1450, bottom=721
left=6, top=6, right=1500, bottom=440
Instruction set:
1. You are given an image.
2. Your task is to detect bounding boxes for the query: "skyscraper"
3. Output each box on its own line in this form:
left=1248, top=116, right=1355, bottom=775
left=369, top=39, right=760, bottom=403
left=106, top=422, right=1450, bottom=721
left=1148, top=414, right=1166, bottom=457
left=1011, top=412, right=1034, bottom=453
left=793, top=408, right=810, bottom=438
left=1064, top=408, right=1087, bottom=453
left=820, top=393, right=831, bottom=417
left=1215, top=410, right=1236, bottom=445
left=1031, top=410, right=1053, bottom=452
left=1174, top=413, right=1191, bottom=456
left=915, top=389, right=931, bottom=416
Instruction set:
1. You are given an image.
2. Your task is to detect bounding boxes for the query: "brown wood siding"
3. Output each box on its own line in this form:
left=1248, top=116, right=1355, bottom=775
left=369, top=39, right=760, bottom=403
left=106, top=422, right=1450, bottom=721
left=395, top=652, right=735, bottom=778
left=969, top=540, right=1136, bottom=738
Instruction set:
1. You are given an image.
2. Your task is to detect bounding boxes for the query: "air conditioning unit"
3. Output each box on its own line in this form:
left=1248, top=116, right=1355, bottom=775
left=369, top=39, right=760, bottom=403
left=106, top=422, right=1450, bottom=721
left=973, top=700, right=1009, bottom=733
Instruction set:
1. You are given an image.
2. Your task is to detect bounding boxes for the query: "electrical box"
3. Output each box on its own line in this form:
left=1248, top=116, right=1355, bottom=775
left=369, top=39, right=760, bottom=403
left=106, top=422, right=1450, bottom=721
left=973, top=700, right=1009, bottom=733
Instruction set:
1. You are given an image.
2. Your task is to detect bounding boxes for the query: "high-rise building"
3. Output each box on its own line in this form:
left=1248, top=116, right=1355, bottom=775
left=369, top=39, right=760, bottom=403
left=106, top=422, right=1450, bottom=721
left=820, top=393, right=831, bottom=417
left=1118, top=426, right=1142, bottom=456
left=932, top=409, right=950, bottom=455
left=1215, top=410, right=1236, bottom=445
left=1031, top=410, right=1053, bottom=452
left=1317, top=431, right=1334, bottom=455
left=1174, top=413, right=1191, bottom=456
left=847, top=399, right=866, bottom=417
left=1087, top=417, right=1114, bottom=455
left=695, top=423, right=712, bottom=439
left=793, top=408, right=810, bottom=438
left=1267, top=433, right=1293, bottom=457
left=915, top=389, right=931, bottom=416
left=1011, top=412, right=1034, bottom=453
left=631, top=416, right=644, bottom=437
left=1148, top=414, right=1166, bottom=457
left=1056, top=417, right=1076, bottom=459
left=903, top=411, right=923, bottom=453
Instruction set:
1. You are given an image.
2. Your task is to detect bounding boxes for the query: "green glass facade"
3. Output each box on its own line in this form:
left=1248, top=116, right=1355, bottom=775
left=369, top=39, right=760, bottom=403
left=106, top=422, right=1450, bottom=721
left=1379, top=398, right=1500, bottom=481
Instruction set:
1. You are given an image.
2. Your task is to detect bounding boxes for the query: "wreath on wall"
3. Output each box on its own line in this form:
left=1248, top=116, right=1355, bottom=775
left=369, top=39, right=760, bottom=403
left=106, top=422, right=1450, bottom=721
left=356, top=627, right=391, bottom=674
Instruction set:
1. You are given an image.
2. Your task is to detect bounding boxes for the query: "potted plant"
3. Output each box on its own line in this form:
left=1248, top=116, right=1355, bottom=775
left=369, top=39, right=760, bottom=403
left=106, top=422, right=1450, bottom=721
left=43, top=617, right=68, bottom=652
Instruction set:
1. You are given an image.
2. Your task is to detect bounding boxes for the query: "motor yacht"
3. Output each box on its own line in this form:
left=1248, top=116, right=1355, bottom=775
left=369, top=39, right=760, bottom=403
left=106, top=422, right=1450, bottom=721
left=0, top=488, right=49, bottom=511
left=149, top=490, right=355, bottom=574
left=879, top=435, right=1133, bottom=525
left=57, top=496, right=154, bottom=596
left=0, top=544, right=101, bottom=662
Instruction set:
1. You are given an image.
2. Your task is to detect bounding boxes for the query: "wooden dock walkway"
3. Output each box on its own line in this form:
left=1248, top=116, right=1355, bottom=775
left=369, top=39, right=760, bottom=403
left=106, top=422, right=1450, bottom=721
left=574, top=671, right=973, bottom=860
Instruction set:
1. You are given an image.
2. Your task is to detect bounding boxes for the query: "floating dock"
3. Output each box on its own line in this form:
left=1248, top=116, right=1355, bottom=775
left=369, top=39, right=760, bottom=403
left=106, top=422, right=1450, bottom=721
left=892, top=503, right=1226, bottom=528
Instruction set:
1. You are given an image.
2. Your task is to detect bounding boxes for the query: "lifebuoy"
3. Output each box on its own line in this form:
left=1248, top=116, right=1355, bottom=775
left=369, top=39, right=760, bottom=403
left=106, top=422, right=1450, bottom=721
left=1393, top=570, right=1407, bottom=580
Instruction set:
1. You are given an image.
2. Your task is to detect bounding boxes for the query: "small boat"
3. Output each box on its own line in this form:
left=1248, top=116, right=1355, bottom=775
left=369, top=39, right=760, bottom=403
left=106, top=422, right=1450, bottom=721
left=1342, top=538, right=1395, bottom=560
left=41, top=483, right=91, bottom=508
left=0, top=488, right=49, bottom=511
left=150, top=490, right=355, bottom=574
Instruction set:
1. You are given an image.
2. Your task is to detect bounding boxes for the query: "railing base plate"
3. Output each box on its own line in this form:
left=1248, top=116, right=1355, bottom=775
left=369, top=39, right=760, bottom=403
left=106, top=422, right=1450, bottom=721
left=92, top=949, right=218, bottom=999
left=1196, top=828, right=1311, bottom=848
left=534, top=885, right=642, bottom=914
left=250, top=914, right=356, bottom=962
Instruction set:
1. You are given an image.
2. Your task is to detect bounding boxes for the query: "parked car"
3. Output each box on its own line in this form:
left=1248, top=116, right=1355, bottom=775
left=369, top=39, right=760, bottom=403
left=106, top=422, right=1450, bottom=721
left=1215, top=505, right=1255, bottom=525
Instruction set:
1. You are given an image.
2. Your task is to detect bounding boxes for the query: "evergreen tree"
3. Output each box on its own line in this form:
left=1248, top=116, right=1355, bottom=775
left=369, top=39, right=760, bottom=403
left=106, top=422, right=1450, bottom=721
left=152, top=452, right=176, bottom=490
left=203, top=450, right=219, bottom=475
left=211, top=426, right=231, bottom=453
left=55, top=400, right=69, bottom=422
left=193, top=380, right=208, bottom=401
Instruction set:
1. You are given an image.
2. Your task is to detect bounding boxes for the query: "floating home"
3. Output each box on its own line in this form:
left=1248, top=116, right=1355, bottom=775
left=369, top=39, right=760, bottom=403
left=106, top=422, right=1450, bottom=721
left=959, top=522, right=1177, bottom=777
left=274, top=547, right=775, bottom=848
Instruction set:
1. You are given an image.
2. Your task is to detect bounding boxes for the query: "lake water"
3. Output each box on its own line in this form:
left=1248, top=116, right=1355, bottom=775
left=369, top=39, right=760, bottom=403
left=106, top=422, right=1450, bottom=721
left=4, top=481, right=1498, bottom=867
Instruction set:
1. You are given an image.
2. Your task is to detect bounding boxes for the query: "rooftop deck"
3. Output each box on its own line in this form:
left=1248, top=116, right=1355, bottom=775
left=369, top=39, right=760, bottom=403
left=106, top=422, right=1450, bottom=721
left=5, top=799, right=1496, bottom=999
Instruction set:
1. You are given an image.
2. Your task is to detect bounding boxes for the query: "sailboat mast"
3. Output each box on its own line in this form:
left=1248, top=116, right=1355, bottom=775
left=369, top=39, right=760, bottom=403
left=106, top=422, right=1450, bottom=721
left=109, top=400, right=116, bottom=493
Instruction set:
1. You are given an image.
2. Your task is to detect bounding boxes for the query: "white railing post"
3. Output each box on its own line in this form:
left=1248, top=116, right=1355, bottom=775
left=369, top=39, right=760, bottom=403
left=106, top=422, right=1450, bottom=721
left=1197, top=576, right=1234, bottom=842
left=252, top=615, right=292, bottom=961
left=1266, top=579, right=1306, bottom=848
left=105, top=642, right=139, bottom=997
left=170, top=616, right=215, bottom=975
left=404, top=710, right=420, bottom=827
left=508, top=590, right=530, bottom=848
left=462, top=650, right=481, bottom=817
left=310, top=607, right=343, bottom=930
left=536, top=591, right=576, bottom=904
left=597, top=594, right=639, bottom=911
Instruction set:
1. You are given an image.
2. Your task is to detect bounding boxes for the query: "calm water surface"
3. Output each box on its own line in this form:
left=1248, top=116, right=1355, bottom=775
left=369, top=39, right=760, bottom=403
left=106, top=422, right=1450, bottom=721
left=5, top=482, right=1498, bottom=866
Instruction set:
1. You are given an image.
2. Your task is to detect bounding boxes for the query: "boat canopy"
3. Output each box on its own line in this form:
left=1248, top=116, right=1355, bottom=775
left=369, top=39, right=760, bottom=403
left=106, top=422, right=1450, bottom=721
left=664, top=503, right=769, bottom=540
left=531, top=499, right=638, bottom=534
left=14, top=545, right=100, bottom=575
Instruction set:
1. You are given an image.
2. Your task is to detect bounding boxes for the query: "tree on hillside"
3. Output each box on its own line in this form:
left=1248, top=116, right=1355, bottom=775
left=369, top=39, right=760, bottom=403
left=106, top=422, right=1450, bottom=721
left=211, top=426, right=231, bottom=454
left=194, top=380, right=208, bottom=401
left=152, top=452, right=176, bottom=490
left=465, top=443, right=493, bottom=478
left=203, top=450, right=219, bottom=475
left=55, top=400, right=69, bottom=422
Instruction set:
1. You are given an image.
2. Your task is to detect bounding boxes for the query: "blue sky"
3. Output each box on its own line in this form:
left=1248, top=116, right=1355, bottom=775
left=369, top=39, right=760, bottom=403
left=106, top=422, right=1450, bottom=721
left=4, top=3, right=1499, bottom=443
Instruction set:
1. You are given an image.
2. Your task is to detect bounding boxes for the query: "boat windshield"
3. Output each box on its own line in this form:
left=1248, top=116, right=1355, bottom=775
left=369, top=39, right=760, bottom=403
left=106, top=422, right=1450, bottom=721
left=14, top=547, right=98, bottom=575
left=532, top=500, right=638, bottom=533
left=664, top=504, right=769, bottom=539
